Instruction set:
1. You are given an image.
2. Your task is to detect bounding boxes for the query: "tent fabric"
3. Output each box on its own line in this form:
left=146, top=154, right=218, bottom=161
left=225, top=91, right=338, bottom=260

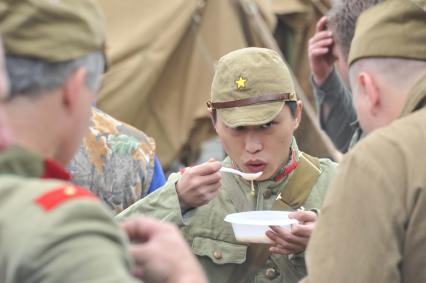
left=96, top=0, right=337, bottom=170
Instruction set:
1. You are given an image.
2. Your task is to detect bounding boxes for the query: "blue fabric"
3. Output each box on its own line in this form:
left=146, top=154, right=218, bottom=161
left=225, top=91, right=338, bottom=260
left=147, top=156, right=166, bottom=194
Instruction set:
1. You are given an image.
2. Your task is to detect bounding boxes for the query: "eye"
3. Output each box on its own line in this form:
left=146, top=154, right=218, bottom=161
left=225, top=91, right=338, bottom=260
left=234, top=126, right=245, bottom=131
left=261, top=122, right=273, bottom=129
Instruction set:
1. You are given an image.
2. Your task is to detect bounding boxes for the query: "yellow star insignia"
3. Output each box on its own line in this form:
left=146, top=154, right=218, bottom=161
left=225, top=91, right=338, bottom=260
left=235, top=76, right=247, bottom=90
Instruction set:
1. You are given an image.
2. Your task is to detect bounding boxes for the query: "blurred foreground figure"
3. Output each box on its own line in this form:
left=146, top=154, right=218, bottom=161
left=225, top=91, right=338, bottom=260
left=119, top=47, right=337, bottom=283
left=0, top=39, right=11, bottom=150
left=301, top=0, right=426, bottom=282
left=0, top=0, right=205, bottom=282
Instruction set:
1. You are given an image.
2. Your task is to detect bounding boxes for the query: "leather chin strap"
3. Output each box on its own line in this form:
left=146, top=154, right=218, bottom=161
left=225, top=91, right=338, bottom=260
left=207, top=92, right=296, bottom=109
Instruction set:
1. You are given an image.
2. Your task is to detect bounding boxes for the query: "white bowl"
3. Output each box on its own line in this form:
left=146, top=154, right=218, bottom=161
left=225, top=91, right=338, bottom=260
left=224, top=210, right=298, bottom=244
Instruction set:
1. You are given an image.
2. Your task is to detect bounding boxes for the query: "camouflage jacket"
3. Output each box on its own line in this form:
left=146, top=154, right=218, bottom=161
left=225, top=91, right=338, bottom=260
left=69, top=107, right=157, bottom=214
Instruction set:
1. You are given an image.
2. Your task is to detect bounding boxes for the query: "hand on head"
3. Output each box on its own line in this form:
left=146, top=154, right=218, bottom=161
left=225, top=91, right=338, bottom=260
left=308, top=16, right=336, bottom=86
left=121, top=216, right=207, bottom=283
left=176, top=159, right=222, bottom=212
left=266, top=210, right=318, bottom=255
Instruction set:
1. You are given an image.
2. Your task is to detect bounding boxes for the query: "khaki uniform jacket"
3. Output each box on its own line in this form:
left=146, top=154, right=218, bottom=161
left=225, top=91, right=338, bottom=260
left=0, top=146, right=139, bottom=283
left=118, top=140, right=337, bottom=283
left=301, top=74, right=426, bottom=283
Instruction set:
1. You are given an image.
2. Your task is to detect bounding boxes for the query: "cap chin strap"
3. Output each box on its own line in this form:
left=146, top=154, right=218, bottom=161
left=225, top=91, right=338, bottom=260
left=207, top=92, right=296, bottom=110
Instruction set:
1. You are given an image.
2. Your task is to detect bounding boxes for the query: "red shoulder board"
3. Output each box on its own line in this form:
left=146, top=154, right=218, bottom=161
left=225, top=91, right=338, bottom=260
left=35, top=185, right=98, bottom=211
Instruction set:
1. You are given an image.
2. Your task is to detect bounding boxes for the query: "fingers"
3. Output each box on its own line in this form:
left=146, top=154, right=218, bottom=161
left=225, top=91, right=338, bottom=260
left=121, top=216, right=170, bottom=243
left=309, top=32, right=333, bottom=51
left=269, top=245, right=293, bottom=255
left=311, top=30, right=333, bottom=43
left=186, top=160, right=222, bottom=176
left=268, top=226, right=309, bottom=247
left=129, top=244, right=149, bottom=265
left=289, top=210, right=318, bottom=223
left=291, top=222, right=315, bottom=238
left=177, top=161, right=222, bottom=209
left=132, top=265, right=144, bottom=279
left=266, top=228, right=306, bottom=255
left=315, top=16, right=328, bottom=32
left=190, top=182, right=221, bottom=205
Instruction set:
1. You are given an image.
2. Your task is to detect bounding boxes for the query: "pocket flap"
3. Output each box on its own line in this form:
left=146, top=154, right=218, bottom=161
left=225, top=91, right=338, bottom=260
left=192, top=237, right=247, bottom=265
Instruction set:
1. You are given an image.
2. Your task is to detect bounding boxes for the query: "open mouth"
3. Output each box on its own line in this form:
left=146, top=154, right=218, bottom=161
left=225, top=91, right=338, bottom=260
left=245, top=161, right=266, bottom=173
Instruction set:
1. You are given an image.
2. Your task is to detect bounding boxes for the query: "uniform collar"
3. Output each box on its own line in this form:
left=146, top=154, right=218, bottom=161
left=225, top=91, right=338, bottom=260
left=0, top=144, right=71, bottom=180
left=271, top=137, right=300, bottom=182
left=400, top=73, right=426, bottom=117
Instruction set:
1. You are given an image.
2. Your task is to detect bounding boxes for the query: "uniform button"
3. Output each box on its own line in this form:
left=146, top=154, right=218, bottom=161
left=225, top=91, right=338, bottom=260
left=263, top=190, right=272, bottom=199
left=265, top=267, right=277, bottom=279
left=213, top=251, right=222, bottom=260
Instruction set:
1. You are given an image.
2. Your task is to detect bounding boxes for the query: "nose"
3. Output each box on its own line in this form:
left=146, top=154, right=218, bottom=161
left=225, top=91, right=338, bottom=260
left=245, top=132, right=262, bottom=154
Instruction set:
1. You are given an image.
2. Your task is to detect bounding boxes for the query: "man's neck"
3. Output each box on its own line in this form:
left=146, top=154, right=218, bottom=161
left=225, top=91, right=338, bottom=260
left=5, top=98, right=63, bottom=165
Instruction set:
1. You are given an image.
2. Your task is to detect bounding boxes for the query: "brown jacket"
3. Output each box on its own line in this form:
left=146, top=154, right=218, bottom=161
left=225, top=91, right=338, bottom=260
left=300, top=74, right=426, bottom=283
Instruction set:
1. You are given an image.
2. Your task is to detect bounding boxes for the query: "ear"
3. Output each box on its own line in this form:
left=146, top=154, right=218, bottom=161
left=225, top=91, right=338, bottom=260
left=61, top=68, right=87, bottom=113
left=293, top=100, right=303, bottom=129
left=207, top=107, right=218, bottom=131
left=357, top=72, right=380, bottom=116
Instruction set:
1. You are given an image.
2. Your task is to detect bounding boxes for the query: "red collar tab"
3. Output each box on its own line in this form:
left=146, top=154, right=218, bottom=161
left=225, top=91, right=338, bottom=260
left=42, top=159, right=71, bottom=181
left=273, top=151, right=299, bottom=182
left=35, top=185, right=97, bottom=211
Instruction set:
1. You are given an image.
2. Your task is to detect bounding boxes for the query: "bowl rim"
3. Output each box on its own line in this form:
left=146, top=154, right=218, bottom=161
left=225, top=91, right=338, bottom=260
left=224, top=210, right=299, bottom=226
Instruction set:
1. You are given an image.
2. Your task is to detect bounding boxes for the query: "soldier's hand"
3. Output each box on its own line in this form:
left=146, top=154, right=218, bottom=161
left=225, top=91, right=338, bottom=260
left=266, top=210, right=318, bottom=255
left=176, top=160, right=222, bottom=211
left=122, top=216, right=208, bottom=283
left=308, top=16, right=336, bottom=86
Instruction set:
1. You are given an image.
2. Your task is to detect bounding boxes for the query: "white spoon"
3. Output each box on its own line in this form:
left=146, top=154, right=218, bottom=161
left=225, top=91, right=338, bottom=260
left=220, top=167, right=263, bottom=181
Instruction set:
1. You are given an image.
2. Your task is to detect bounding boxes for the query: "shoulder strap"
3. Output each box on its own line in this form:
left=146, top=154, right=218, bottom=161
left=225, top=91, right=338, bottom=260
left=273, top=152, right=321, bottom=210
left=229, top=153, right=322, bottom=283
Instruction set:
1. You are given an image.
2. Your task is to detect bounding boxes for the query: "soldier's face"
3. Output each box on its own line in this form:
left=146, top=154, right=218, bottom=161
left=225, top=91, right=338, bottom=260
left=214, top=103, right=301, bottom=181
left=59, top=68, right=95, bottom=165
left=332, top=43, right=349, bottom=87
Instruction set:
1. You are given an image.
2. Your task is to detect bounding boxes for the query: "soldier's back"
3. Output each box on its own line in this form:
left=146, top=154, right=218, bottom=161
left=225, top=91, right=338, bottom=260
left=0, top=175, right=138, bottom=283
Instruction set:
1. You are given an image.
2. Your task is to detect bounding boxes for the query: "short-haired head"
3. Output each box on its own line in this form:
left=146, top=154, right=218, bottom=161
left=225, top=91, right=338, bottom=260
left=348, top=0, right=426, bottom=133
left=328, top=0, right=384, bottom=61
left=0, top=0, right=106, bottom=98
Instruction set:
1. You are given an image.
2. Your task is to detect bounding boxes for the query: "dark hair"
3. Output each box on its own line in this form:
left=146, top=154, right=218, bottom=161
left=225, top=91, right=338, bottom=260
left=210, top=100, right=297, bottom=124
left=328, top=0, right=384, bottom=60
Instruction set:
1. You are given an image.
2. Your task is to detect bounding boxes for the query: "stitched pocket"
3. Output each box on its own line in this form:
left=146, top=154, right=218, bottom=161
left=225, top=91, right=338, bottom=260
left=192, top=237, right=247, bottom=265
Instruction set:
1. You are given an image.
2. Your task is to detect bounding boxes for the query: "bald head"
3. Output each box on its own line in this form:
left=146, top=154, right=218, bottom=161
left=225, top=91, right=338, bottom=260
left=349, top=57, right=426, bottom=133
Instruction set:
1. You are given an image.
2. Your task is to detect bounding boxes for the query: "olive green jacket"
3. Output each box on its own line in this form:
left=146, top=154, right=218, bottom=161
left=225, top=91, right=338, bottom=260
left=0, top=146, right=139, bottom=283
left=301, top=74, right=426, bottom=283
left=118, top=141, right=337, bottom=283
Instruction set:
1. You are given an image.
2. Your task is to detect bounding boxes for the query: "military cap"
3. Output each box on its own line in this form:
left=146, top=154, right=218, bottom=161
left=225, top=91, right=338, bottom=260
left=349, top=0, right=426, bottom=66
left=0, top=0, right=105, bottom=62
left=208, top=47, right=297, bottom=128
